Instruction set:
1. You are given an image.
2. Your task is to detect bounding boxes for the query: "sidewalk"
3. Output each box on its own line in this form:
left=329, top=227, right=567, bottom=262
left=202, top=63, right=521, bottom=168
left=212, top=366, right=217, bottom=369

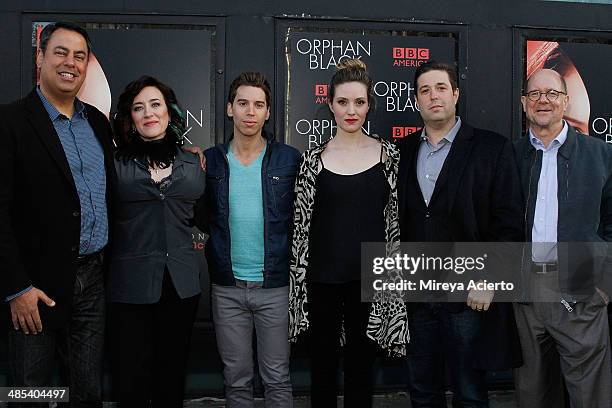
left=183, top=391, right=517, bottom=407
left=0, top=390, right=518, bottom=407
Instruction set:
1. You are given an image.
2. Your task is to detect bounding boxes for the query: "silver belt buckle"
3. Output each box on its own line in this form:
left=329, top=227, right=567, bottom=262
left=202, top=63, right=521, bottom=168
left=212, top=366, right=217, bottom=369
left=534, top=262, right=556, bottom=274
left=533, top=263, right=547, bottom=274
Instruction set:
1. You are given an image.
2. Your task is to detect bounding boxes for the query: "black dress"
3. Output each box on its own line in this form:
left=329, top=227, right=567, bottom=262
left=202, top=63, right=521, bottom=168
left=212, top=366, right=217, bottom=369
left=307, top=145, right=389, bottom=408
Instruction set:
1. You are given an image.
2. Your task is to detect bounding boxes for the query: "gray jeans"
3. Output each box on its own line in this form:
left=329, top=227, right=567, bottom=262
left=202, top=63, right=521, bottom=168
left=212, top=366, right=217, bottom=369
left=513, top=271, right=611, bottom=408
left=212, top=282, right=292, bottom=408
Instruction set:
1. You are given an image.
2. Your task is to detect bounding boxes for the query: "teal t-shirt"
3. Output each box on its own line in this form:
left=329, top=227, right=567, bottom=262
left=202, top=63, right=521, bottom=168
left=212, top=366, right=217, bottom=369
left=227, top=145, right=266, bottom=281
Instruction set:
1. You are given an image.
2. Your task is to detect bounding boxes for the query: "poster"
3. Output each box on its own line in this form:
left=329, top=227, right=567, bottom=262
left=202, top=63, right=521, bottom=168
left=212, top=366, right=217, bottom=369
left=526, top=39, right=612, bottom=144
left=31, top=21, right=217, bottom=318
left=32, top=22, right=216, bottom=149
left=283, top=28, right=458, bottom=152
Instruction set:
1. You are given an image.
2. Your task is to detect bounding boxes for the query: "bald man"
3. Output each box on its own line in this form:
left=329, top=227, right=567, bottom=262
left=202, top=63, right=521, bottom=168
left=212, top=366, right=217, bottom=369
left=513, top=68, right=612, bottom=407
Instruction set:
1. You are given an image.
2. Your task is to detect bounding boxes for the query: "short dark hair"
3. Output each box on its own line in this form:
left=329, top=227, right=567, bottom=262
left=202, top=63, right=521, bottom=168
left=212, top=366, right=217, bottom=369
left=414, top=61, right=458, bottom=91
left=329, top=58, right=375, bottom=110
left=228, top=72, right=272, bottom=107
left=39, top=22, right=92, bottom=55
left=113, top=75, right=185, bottom=148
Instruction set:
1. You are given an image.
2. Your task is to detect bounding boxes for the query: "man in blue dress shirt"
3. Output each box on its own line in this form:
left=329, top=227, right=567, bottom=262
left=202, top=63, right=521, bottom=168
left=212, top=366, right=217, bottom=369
left=0, top=22, right=116, bottom=406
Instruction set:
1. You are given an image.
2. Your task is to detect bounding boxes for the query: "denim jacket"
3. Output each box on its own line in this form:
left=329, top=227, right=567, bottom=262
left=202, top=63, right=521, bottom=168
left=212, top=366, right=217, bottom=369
left=201, top=136, right=301, bottom=288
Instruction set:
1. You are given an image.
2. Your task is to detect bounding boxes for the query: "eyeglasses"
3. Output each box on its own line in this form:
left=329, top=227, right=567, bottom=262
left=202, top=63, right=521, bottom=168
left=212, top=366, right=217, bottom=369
left=524, top=89, right=567, bottom=102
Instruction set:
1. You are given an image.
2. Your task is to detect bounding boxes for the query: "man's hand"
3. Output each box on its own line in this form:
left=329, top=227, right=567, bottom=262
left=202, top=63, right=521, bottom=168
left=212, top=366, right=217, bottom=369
left=182, top=145, right=206, bottom=171
left=9, top=288, right=55, bottom=334
left=467, top=281, right=494, bottom=311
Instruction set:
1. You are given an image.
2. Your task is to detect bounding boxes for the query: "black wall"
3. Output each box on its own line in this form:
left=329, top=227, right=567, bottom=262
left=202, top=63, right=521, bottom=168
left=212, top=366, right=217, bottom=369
left=1, top=0, right=611, bottom=395
left=2, top=0, right=612, bottom=140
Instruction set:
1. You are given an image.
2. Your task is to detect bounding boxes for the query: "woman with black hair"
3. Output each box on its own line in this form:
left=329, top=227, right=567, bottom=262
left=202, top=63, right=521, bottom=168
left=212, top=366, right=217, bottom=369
left=108, top=76, right=205, bottom=407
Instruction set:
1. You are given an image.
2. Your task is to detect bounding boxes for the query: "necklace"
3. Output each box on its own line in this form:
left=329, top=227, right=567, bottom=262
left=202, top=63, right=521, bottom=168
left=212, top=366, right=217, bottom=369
left=150, top=164, right=172, bottom=182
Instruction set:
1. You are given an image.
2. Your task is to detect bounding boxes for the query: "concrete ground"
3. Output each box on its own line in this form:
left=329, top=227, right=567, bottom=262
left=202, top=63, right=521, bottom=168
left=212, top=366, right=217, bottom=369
left=0, top=390, right=517, bottom=407
left=183, top=391, right=517, bottom=407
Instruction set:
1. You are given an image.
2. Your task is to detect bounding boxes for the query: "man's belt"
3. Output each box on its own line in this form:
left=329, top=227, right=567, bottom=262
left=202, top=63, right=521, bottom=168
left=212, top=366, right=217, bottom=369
left=77, top=250, right=104, bottom=265
left=531, top=262, right=558, bottom=274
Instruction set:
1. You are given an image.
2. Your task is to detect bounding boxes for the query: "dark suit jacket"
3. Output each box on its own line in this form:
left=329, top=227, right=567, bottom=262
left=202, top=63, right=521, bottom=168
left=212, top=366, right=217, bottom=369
left=397, top=122, right=524, bottom=370
left=0, top=89, right=117, bottom=329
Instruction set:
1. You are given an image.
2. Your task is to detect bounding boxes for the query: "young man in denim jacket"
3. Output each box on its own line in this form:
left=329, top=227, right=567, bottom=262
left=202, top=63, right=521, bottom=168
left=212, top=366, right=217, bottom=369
left=200, top=72, right=300, bottom=407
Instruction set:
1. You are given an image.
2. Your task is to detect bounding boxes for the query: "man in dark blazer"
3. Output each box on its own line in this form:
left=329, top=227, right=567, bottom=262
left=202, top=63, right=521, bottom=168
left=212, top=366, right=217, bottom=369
left=397, top=61, right=523, bottom=407
left=0, top=22, right=116, bottom=405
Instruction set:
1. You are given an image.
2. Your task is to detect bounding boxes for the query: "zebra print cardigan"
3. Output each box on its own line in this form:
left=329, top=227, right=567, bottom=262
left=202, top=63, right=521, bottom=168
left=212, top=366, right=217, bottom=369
left=288, top=135, right=409, bottom=356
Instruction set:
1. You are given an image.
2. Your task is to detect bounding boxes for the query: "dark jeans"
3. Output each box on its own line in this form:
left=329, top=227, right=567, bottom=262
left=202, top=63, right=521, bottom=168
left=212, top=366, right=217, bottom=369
left=8, top=255, right=105, bottom=408
left=407, top=303, right=488, bottom=408
left=308, top=280, right=376, bottom=408
left=109, top=272, right=200, bottom=408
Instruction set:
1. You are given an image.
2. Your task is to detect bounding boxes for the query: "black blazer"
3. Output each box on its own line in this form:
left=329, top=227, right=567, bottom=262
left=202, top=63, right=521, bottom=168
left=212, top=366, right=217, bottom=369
left=397, top=122, right=524, bottom=370
left=398, top=122, right=524, bottom=244
left=0, top=89, right=117, bottom=329
left=108, top=149, right=205, bottom=304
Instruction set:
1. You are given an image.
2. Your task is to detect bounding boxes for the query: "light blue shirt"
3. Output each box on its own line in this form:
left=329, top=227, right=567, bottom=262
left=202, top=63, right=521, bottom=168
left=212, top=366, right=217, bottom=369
left=37, top=87, right=108, bottom=255
left=417, top=117, right=462, bottom=206
left=530, top=121, right=568, bottom=262
left=227, top=145, right=266, bottom=281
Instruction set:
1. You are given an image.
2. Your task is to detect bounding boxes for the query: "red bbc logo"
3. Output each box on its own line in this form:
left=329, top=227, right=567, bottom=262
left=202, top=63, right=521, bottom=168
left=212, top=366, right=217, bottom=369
left=392, top=48, right=430, bottom=60
left=315, top=84, right=328, bottom=97
left=392, top=126, right=421, bottom=139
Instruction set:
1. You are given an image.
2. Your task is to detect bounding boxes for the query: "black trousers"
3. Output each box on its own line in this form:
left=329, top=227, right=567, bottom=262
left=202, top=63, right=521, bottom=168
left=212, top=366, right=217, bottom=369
left=8, top=255, right=105, bottom=408
left=108, top=272, right=200, bottom=408
left=307, top=280, right=377, bottom=408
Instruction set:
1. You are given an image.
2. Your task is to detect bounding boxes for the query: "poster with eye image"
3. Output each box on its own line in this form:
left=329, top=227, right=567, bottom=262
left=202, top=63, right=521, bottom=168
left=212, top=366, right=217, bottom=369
left=282, top=27, right=458, bottom=152
left=31, top=22, right=216, bottom=149
left=30, top=21, right=218, bottom=320
left=526, top=39, right=612, bottom=144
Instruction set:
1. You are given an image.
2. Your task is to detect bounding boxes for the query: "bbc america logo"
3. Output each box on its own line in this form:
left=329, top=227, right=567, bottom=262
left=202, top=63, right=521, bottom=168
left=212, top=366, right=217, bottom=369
left=314, top=84, right=329, bottom=104
left=393, top=48, right=430, bottom=59
left=392, top=126, right=422, bottom=139
left=392, top=48, right=430, bottom=67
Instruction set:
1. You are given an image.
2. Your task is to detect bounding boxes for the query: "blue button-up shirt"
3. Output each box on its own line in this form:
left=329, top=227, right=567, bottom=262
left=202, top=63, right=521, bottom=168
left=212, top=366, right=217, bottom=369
left=416, top=117, right=462, bottom=206
left=530, top=121, right=568, bottom=262
left=36, top=87, right=108, bottom=255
